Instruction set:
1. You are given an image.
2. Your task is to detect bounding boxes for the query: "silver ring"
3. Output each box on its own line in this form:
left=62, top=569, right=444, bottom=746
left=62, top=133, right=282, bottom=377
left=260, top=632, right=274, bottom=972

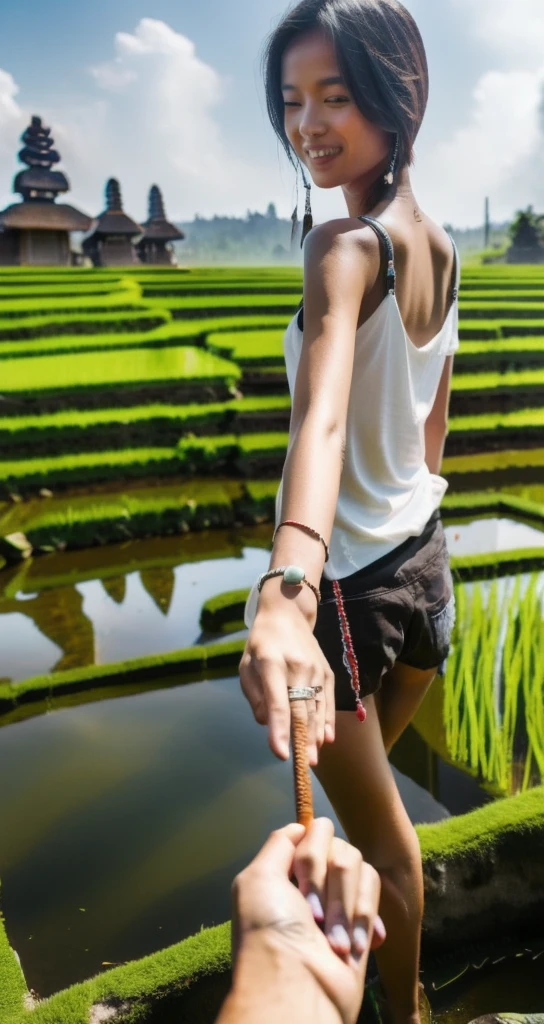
left=288, top=686, right=316, bottom=701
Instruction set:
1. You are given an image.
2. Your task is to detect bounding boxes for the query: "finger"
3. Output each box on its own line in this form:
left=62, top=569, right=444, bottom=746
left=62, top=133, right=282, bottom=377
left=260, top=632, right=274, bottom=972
left=245, top=822, right=307, bottom=876
left=305, top=695, right=318, bottom=766
left=322, top=662, right=336, bottom=743
left=257, top=659, right=293, bottom=760
left=292, top=817, right=335, bottom=922
left=239, top=658, right=268, bottom=726
left=324, top=837, right=362, bottom=956
left=312, top=671, right=326, bottom=752
left=371, top=915, right=387, bottom=950
left=351, top=861, right=382, bottom=962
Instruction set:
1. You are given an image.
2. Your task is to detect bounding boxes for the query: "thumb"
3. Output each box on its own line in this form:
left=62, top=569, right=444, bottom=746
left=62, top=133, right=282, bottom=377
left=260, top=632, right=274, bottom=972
left=250, top=823, right=307, bottom=875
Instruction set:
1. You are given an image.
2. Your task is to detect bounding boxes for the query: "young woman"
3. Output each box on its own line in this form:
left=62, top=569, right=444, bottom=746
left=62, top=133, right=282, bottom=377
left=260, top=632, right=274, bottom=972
left=239, top=1, right=459, bottom=1020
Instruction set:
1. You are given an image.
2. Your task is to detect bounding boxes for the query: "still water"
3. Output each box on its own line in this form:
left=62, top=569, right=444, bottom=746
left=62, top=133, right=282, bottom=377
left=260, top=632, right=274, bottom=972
left=0, top=676, right=454, bottom=998
left=0, top=517, right=542, bottom=1008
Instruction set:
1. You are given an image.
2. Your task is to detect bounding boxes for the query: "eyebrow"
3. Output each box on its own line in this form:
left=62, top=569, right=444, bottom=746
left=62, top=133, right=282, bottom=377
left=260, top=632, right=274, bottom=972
left=281, top=75, right=345, bottom=91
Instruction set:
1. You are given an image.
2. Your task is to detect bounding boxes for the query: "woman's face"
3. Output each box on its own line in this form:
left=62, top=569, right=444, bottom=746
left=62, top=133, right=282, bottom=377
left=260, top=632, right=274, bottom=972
left=281, top=28, right=390, bottom=190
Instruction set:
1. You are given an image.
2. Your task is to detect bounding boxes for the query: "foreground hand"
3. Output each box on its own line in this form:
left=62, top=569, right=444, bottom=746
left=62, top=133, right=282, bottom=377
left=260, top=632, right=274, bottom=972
left=239, top=606, right=336, bottom=765
left=231, top=819, right=386, bottom=1024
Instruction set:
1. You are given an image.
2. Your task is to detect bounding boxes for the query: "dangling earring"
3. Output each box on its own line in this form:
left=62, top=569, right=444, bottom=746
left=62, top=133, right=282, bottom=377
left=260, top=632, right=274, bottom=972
left=290, top=170, right=300, bottom=249
left=384, top=134, right=399, bottom=186
left=300, top=166, right=313, bottom=247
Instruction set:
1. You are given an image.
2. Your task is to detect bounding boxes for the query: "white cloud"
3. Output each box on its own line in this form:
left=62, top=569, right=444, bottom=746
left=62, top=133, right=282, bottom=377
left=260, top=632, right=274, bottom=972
left=0, top=69, right=26, bottom=209
left=414, top=67, right=544, bottom=226
left=0, top=20, right=295, bottom=224
left=452, top=0, right=544, bottom=67
left=80, top=18, right=287, bottom=219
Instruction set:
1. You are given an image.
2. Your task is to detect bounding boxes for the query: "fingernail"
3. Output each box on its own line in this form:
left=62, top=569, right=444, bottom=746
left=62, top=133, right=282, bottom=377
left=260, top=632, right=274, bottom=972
left=328, top=923, right=350, bottom=948
left=306, top=893, right=324, bottom=921
left=353, top=926, right=368, bottom=952
left=324, top=724, right=335, bottom=742
left=374, top=916, right=386, bottom=942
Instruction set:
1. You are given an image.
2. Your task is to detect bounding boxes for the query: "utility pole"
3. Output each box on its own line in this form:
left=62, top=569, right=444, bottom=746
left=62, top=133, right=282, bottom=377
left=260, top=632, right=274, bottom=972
left=484, top=196, right=490, bottom=249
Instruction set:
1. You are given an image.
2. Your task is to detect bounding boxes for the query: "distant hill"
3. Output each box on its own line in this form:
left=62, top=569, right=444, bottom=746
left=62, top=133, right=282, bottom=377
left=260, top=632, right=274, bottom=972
left=171, top=204, right=510, bottom=265
left=174, top=204, right=301, bottom=265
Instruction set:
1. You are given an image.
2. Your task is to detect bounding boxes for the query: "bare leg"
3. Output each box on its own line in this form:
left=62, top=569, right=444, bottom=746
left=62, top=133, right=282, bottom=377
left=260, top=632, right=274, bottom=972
left=313, top=694, right=429, bottom=1024
left=374, top=662, right=437, bottom=754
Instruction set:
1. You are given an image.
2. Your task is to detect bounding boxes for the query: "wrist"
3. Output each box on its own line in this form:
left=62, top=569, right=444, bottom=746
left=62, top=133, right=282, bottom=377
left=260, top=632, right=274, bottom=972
left=257, top=573, right=319, bottom=626
left=223, top=934, right=340, bottom=1024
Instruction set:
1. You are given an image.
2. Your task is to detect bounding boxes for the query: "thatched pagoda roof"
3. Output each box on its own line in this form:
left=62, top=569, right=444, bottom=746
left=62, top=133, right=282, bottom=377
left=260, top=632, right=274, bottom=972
left=0, top=201, right=92, bottom=232
left=140, top=184, right=184, bottom=242
left=84, top=178, right=143, bottom=240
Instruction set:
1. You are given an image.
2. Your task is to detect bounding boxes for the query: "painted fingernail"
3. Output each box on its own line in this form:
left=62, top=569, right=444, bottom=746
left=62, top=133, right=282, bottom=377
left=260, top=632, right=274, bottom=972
left=306, top=893, right=324, bottom=921
left=353, top=926, right=368, bottom=952
left=328, top=923, right=350, bottom=948
left=374, top=916, right=386, bottom=942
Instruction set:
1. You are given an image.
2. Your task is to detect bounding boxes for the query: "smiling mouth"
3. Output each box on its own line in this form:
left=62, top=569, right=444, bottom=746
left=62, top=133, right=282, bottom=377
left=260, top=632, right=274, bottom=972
left=305, top=147, right=342, bottom=160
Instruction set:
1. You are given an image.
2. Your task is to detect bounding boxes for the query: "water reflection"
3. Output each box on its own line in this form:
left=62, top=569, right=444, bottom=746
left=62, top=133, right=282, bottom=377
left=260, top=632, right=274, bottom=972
left=0, top=677, right=448, bottom=998
left=1, top=518, right=543, bottom=684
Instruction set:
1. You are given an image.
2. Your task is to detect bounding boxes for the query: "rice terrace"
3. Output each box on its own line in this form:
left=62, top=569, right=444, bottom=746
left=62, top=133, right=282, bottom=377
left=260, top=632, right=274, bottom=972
left=0, top=252, right=542, bottom=1023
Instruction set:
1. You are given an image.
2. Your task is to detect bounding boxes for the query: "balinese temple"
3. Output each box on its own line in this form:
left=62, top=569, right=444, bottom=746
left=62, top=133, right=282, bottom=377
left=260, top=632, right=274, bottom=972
left=136, top=184, right=184, bottom=265
left=82, top=178, right=143, bottom=267
left=0, top=115, right=92, bottom=266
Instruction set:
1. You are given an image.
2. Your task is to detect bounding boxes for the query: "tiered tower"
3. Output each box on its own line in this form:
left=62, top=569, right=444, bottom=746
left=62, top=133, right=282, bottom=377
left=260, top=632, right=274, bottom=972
left=0, top=115, right=91, bottom=265
left=82, top=178, right=143, bottom=267
left=136, top=184, right=184, bottom=265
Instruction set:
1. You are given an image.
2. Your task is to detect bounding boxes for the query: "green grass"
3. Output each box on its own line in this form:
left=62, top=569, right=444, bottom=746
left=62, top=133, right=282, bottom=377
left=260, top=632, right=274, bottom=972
left=0, top=884, right=27, bottom=1020
left=0, top=308, right=171, bottom=341
left=145, top=293, right=300, bottom=311
left=452, top=367, right=544, bottom=390
left=442, top=447, right=544, bottom=475
left=0, top=288, right=143, bottom=317
left=449, top=407, right=544, bottom=432
left=0, top=394, right=291, bottom=436
left=0, top=345, right=240, bottom=393
left=0, top=317, right=291, bottom=360
left=444, top=575, right=544, bottom=795
left=207, top=329, right=285, bottom=363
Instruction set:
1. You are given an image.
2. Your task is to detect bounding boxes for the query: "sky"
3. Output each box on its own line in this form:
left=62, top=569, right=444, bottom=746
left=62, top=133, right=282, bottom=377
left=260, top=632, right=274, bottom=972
left=0, top=0, right=543, bottom=229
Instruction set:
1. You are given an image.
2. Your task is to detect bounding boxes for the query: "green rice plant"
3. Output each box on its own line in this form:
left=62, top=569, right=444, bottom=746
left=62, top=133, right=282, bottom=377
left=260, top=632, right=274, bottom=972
left=206, top=329, right=285, bottom=364
left=444, top=574, right=544, bottom=795
left=0, top=309, right=171, bottom=342
left=442, top=447, right=544, bottom=476
left=0, top=287, right=142, bottom=317
left=145, top=293, right=300, bottom=310
left=0, top=345, right=240, bottom=394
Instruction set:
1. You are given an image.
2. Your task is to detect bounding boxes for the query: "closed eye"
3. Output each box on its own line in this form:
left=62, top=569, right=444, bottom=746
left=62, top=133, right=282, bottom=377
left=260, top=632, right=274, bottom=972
left=284, top=96, right=350, bottom=107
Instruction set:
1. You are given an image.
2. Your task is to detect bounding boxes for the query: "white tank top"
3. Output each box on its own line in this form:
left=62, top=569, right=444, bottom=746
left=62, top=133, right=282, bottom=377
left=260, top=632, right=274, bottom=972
left=274, top=215, right=461, bottom=581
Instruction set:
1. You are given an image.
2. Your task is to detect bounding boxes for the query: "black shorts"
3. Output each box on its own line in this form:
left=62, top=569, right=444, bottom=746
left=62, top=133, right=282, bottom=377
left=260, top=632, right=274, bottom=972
left=313, top=510, right=455, bottom=711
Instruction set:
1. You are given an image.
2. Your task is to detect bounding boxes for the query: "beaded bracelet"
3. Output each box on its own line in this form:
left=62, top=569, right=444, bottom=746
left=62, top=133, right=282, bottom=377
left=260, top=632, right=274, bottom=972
left=257, top=564, right=321, bottom=605
left=272, top=519, right=330, bottom=562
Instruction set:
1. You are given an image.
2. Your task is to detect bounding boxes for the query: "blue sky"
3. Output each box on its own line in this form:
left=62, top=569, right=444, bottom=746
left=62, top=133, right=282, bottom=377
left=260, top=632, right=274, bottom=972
left=1, top=0, right=543, bottom=228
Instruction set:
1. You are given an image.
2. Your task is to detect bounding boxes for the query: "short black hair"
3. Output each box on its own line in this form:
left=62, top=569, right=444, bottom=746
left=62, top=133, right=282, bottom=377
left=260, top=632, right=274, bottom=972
left=262, top=0, right=429, bottom=197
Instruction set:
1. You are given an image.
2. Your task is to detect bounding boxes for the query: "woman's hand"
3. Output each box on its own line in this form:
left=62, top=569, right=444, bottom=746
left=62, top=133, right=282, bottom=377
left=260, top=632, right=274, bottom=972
left=229, top=819, right=386, bottom=1024
left=239, top=604, right=336, bottom=765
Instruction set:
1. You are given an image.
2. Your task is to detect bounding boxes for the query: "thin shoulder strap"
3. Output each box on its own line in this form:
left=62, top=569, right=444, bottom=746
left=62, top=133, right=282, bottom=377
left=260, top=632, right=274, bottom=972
left=358, top=214, right=396, bottom=295
left=360, top=214, right=460, bottom=302
left=446, top=233, right=460, bottom=300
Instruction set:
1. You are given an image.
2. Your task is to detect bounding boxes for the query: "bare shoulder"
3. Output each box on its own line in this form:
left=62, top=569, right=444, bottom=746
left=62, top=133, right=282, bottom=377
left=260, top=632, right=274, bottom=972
left=303, top=216, right=381, bottom=270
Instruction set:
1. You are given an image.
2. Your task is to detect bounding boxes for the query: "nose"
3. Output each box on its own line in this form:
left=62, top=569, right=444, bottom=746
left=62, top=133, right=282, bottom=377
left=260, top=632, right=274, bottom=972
left=298, top=100, right=327, bottom=141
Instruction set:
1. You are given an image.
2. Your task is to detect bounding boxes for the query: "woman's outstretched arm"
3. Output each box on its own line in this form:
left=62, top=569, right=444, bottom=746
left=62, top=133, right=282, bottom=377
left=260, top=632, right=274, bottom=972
left=239, top=220, right=374, bottom=763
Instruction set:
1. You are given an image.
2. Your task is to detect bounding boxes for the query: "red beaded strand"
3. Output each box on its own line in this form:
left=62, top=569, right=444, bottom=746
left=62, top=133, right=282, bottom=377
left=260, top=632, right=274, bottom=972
left=332, top=580, right=367, bottom=723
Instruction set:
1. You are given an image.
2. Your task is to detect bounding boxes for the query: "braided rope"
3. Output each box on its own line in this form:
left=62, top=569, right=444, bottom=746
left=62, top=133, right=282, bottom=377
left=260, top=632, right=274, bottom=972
left=332, top=580, right=367, bottom=723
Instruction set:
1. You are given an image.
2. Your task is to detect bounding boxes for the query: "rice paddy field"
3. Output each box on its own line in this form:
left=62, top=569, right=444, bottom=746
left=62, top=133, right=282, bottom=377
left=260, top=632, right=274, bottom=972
left=0, top=261, right=543, bottom=1021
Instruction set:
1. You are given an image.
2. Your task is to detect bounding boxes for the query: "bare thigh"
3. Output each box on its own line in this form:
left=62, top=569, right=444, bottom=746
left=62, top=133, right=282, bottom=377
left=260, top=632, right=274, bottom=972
left=374, top=661, right=438, bottom=754
left=312, top=695, right=416, bottom=869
